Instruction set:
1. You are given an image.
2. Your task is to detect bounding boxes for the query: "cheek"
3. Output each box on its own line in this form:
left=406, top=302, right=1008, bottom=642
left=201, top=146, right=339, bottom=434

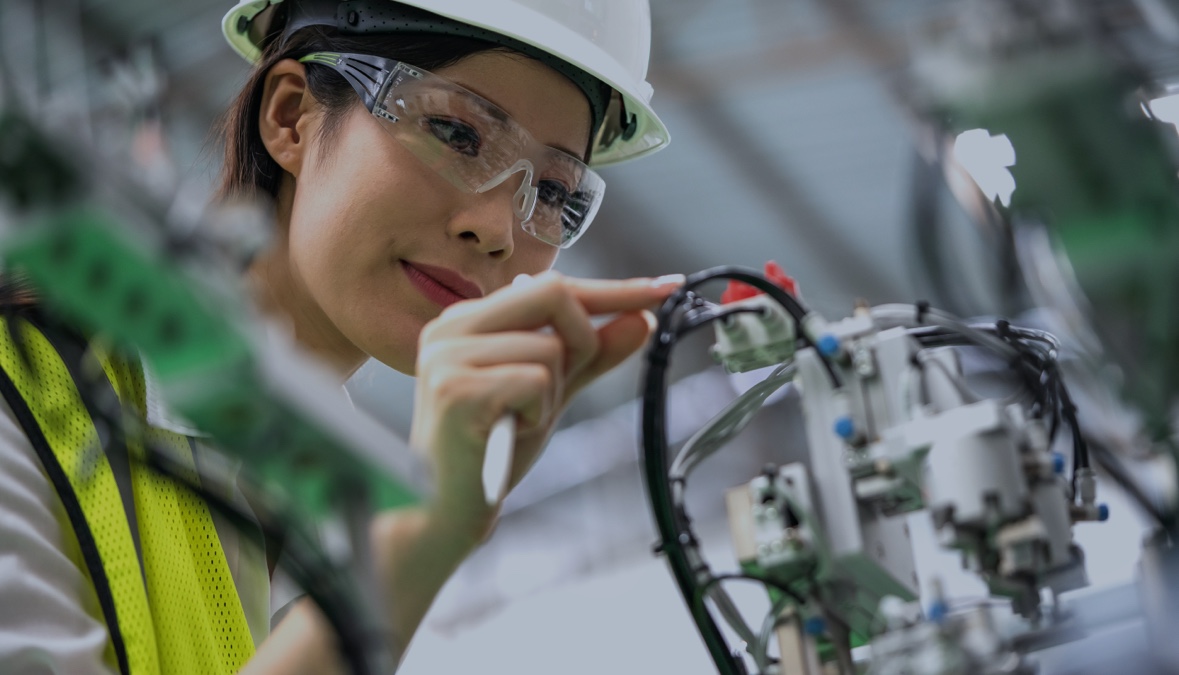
left=287, top=129, right=438, bottom=272
left=514, top=226, right=562, bottom=269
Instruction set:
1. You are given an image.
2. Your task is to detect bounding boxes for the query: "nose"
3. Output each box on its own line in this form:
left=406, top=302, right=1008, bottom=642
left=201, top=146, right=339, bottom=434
left=446, top=176, right=525, bottom=258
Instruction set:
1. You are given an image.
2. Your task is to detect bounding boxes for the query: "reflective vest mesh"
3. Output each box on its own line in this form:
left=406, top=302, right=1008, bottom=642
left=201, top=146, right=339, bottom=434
left=0, top=318, right=257, bottom=674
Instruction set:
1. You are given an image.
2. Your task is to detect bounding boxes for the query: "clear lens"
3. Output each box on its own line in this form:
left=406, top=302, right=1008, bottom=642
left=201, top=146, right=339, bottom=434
left=375, top=63, right=605, bottom=248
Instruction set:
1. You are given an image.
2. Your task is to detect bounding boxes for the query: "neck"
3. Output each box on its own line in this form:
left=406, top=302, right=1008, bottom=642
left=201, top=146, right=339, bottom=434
left=247, top=195, right=367, bottom=382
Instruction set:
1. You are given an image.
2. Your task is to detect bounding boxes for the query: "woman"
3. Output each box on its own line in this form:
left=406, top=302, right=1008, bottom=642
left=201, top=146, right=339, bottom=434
left=0, top=0, right=675, bottom=673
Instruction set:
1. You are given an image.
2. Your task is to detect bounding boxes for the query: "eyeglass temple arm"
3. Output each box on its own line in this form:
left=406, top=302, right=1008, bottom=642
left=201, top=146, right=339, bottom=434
left=298, top=52, right=398, bottom=114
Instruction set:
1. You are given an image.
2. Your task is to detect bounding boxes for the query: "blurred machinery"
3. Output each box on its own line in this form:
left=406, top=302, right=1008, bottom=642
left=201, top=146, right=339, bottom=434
left=902, top=0, right=1179, bottom=441
left=0, top=28, right=427, bottom=675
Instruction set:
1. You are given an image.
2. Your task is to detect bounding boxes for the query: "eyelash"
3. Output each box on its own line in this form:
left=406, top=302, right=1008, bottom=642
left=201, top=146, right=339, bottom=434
left=425, top=116, right=482, bottom=157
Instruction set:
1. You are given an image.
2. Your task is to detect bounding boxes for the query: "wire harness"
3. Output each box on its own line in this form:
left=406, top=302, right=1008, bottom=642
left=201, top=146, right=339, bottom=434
left=641, top=269, right=1173, bottom=675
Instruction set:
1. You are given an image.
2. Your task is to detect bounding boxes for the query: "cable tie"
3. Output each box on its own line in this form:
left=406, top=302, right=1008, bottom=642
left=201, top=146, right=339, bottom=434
left=915, top=300, right=931, bottom=324
left=996, top=319, right=1012, bottom=338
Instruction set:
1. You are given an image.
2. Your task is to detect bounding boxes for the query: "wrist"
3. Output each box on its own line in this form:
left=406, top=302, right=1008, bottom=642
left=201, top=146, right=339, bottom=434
left=424, top=496, right=500, bottom=550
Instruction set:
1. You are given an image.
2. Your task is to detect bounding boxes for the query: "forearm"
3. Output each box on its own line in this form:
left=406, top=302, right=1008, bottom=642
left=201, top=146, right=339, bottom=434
left=243, top=505, right=482, bottom=674
left=370, top=504, right=487, bottom=652
left=240, top=601, right=346, bottom=675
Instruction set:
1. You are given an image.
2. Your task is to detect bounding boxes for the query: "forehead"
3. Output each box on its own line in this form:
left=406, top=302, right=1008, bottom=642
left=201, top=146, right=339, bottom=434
left=432, top=51, right=592, bottom=160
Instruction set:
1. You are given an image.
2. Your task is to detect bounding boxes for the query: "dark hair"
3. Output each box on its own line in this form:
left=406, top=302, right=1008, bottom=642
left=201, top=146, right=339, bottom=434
left=217, top=26, right=507, bottom=200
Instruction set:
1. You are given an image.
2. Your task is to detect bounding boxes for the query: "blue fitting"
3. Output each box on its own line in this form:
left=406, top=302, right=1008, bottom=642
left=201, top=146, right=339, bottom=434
left=1098, top=503, right=1110, bottom=522
left=834, top=416, right=856, bottom=441
left=803, top=616, right=826, bottom=636
left=817, top=334, right=841, bottom=357
left=1052, top=452, right=1065, bottom=475
left=927, top=600, right=948, bottom=624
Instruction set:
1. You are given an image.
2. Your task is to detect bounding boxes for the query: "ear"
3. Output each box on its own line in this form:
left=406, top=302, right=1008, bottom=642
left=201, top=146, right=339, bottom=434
left=258, top=59, right=317, bottom=178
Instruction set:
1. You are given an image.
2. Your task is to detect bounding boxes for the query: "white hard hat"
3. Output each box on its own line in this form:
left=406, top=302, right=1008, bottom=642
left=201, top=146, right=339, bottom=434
left=221, top=0, right=669, bottom=166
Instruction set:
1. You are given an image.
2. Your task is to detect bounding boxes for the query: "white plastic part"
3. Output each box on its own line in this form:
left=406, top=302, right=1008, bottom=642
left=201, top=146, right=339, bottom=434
left=920, top=400, right=1029, bottom=527
left=752, top=465, right=814, bottom=571
left=221, top=0, right=669, bottom=166
left=483, top=415, right=516, bottom=506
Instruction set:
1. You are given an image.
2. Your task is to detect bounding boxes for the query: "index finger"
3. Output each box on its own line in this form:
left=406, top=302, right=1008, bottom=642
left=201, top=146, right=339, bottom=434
left=558, top=273, right=686, bottom=315
left=437, top=272, right=684, bottom=336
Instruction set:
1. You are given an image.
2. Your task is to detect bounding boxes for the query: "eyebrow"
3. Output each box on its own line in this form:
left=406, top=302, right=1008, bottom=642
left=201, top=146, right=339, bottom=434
left=452, top=82, right=589, bottom=162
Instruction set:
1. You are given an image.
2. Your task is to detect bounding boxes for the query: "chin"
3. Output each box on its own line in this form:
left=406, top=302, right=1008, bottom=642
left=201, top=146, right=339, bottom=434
left=344, top=301, right=431, bottom=376
left=359, top=332, right=421, bottom=376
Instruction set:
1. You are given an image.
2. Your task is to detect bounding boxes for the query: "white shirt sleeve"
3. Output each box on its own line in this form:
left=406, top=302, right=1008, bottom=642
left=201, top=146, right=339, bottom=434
left=0, top=396, right=116, bottom=675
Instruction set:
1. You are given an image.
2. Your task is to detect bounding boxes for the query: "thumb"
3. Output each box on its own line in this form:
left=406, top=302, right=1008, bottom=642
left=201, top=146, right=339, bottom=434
left=567, top=310, right=655, bottom=397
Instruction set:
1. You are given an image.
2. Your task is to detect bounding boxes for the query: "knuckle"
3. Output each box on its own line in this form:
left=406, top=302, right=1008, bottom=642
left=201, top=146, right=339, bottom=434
left=431, top=299, right=477, bottom=330
left=537, top=273, right=571, bottom=301
left=540, top=335, right=565, bottom=366
left=417, top=338, right=459, bottom=373
left=583, top=328, right=601, bottom=354
left=519, top=363, right=553, bottom=393
left=416, top=339, right=443, bottom=365
left=431, top=371, right=472, bottom=407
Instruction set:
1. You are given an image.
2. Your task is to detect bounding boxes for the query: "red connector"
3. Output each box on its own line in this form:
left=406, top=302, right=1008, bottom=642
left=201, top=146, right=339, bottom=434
left=721, top=261, right=799, bottom=304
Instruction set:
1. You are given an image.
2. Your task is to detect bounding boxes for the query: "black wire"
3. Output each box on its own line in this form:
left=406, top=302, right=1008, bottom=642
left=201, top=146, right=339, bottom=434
left=1087, top=439, right=1171, bottom=530
left=992, top=322, right=1092, bottom=499
left=681, top=267, right=842, bottom=388
left=910, top=320, right=1069, bottom=441
left=641, top=267, right=833, bottom=675
left=642, top=296, right=742, bottom=675
left=994, top=323, right=1171, bottom=525
left=682, top=304, right=767, bottom=332
left=910, top=317, right=1173, bottom=525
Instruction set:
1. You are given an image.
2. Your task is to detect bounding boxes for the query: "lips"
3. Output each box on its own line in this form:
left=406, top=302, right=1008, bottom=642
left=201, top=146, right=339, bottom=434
left=401, top=261, right=483, bottom=308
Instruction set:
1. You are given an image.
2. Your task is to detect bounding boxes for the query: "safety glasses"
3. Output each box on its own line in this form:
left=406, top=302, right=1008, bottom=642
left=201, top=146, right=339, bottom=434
left=299, top=52, right=606, bottom=248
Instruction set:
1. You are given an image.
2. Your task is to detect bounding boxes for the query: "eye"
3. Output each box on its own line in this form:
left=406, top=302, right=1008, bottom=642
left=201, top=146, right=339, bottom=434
left=560, top=190, right=594, bottom=236
left=425, top=116, right=482, bottom=157
left=537, top=179, right=572, bottom=208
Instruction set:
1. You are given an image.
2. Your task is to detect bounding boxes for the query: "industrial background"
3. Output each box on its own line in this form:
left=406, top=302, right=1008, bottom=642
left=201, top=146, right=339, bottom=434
left=2, top=0, right=1176, bottom=672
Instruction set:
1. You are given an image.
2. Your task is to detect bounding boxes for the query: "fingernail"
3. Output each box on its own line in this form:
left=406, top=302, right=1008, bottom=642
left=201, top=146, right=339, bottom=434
left=649, top=273, right=686, bottom=289
left=513, top=273, right=535, bottom=288
left=641, top=309, right=658, bottom=333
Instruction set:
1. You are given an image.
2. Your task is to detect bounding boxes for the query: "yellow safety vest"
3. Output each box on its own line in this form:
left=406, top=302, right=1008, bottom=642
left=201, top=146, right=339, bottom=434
left=0, top=313, right=258, bottom=674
